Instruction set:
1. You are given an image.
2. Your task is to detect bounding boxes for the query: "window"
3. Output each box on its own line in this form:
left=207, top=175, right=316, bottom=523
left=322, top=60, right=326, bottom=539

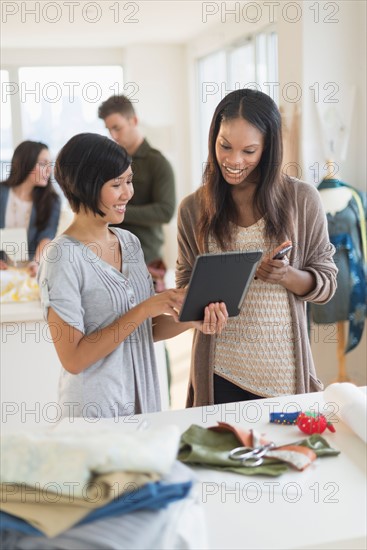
left=198, top=51, right=226, bottom=175
left=228, top=41, right=256, bottom=89
left=197, top=29, right=278, bottom=168
left=1, top=65, right=123, bottom=162
left=18, top=65, right=123, bottom=157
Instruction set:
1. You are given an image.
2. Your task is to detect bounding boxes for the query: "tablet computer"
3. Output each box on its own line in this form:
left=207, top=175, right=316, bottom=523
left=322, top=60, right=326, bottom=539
left=178, top=250, right=262, bottom=322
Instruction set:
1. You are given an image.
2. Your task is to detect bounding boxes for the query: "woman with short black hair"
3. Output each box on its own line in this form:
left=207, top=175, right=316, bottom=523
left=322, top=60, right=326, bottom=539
left=39, top=133, right=227, bottom=418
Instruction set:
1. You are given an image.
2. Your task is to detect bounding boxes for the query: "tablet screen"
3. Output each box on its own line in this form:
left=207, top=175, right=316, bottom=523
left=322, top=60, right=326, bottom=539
left=178, top=250, right=262, bottom=322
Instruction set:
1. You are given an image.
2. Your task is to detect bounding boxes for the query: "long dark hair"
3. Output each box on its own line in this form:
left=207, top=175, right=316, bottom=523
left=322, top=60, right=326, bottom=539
left=2, top=141, right=59, bottom=231
left=198, top=89, right=295, bottom=251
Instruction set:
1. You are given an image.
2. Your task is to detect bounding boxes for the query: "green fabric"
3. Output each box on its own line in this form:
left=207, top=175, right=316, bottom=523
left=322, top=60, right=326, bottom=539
left=178, top=425, right=340, bottom=477
left=293, top=434, right=341, bottom=458
left=113, top=139, right=175, bottom=264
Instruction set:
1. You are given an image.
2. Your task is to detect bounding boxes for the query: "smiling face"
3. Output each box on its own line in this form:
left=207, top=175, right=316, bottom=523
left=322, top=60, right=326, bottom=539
left=215, top=117, right=265, bottom=186
left=98, top=166, right=134, bottom=224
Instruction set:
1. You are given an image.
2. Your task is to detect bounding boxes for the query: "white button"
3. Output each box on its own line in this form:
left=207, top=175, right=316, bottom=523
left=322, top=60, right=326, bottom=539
left=129, top=296, right=135, bottom=304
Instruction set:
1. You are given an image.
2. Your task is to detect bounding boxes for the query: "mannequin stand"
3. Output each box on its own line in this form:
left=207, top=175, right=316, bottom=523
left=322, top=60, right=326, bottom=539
left=335, top=322, right=350, bottom=382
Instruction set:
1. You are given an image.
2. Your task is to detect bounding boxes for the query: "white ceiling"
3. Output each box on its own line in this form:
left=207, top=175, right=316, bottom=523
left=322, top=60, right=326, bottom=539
left=1, top=0, right=221, bottom=48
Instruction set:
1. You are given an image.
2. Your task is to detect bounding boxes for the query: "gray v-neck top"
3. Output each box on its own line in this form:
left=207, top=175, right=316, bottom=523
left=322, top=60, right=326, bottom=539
left=38, top=228, right=161, bottom=418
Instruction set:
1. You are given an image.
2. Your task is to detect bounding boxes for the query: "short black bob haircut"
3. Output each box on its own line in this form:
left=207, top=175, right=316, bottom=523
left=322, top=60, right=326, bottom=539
left=55, top=133, right=131, bottom=216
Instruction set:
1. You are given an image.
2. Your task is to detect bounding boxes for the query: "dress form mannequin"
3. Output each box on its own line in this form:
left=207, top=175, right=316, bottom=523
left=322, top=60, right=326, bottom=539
left=318, top=162, right=353, bottom=382
left=319, top=187, right=352, bottom=216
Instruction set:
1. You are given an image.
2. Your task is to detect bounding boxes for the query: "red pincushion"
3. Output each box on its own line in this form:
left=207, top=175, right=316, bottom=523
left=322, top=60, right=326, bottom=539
left=296, top=412, right=336, bottom=435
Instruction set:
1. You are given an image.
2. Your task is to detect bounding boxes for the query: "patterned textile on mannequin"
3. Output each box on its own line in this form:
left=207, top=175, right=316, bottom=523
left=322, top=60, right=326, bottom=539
left=310, top=179, right=366, bottom=353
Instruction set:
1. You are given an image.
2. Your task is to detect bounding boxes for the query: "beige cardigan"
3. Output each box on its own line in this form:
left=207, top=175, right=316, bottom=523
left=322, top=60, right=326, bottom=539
left=176, top=180, right=338, bottom=407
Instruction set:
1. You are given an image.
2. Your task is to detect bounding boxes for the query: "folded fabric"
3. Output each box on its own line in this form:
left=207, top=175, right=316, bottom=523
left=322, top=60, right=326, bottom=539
left=210, top=422, right=318, bottom=471
left=178, top=423, right=340, bottom=476
left=0, top=480, right=207, bottom=550
left=0, top=471, right=159, bottom=538
left=0, top=461, right=193, bottom=538
left=1, top=425, right=180, bottom=496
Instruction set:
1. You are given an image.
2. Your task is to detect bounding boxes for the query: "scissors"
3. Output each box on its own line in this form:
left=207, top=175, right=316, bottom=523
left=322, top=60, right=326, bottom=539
left=228, top=442, right=276, bottom=467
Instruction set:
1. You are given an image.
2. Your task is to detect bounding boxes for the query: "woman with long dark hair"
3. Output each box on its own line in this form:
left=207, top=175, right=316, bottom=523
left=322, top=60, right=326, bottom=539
left=0, top=140, right=61, bottom=275
left=176, top=88, right=338, bottom=406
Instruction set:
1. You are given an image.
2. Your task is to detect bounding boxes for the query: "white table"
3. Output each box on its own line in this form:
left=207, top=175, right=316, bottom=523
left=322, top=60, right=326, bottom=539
left=2, top=386, right=366, bottom=549
left=92, top=390, right=365, bottom=550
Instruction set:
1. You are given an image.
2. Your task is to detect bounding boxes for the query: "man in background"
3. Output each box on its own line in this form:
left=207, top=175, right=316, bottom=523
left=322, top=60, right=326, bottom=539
left=98, top=95, right=176, bottom=291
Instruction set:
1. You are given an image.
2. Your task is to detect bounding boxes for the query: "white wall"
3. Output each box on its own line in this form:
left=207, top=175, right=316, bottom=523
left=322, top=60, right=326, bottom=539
left=122, top=44, right=190, bottom=269
left=277, top=0, right=367, bottom=384
left=302, top=1, right=366, bottom=189
left=277, top=0, right=366, bottom=191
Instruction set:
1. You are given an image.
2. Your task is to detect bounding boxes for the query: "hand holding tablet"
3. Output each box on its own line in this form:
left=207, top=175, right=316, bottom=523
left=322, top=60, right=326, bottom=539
left=178, top=251, right=262, bottom=322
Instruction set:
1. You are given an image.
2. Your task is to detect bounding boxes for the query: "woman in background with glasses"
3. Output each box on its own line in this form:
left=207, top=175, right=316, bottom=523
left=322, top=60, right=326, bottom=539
left=0, top=140, right=61, bottom=276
